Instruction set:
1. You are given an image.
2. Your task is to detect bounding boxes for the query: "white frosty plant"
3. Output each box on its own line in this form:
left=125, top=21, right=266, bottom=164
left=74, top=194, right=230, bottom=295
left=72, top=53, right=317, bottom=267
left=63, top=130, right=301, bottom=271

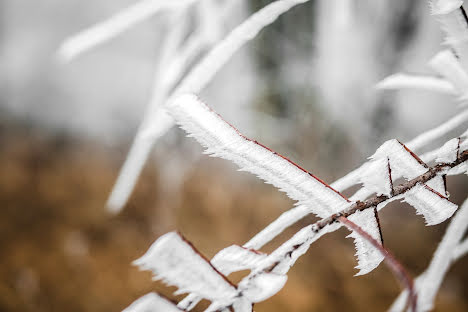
left=60, top=0, right=468, bottom=311
left=127, top=93, right=467, bottom=312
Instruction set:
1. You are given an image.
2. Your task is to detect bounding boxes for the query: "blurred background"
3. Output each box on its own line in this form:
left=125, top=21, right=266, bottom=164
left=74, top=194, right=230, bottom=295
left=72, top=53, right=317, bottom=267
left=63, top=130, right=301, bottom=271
left=1, top=0, right=467, bottom=311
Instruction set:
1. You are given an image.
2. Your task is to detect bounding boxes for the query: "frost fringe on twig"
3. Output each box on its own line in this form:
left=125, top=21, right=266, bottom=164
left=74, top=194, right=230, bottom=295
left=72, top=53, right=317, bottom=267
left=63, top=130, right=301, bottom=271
left=60, top=1, right=468, bottom=311
left=60, top=0, right=315, bottom=213
left=127, top=94, right=467, bottom=311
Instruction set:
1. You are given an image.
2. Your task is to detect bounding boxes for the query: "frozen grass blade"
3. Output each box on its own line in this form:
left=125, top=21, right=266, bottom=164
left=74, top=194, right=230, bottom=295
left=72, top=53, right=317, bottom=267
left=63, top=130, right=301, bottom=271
left=58, top=0, right=198, bottom=61
left=168, top=94, right=351, bottom=218
left=134, top=232, right=237, bottom=302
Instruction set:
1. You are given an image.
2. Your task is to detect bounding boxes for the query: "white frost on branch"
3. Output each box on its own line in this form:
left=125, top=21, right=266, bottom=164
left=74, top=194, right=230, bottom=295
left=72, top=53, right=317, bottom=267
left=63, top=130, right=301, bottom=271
left=347, top=209, right=385, bottom=275
left=403, top=184, right=458, bottom=226
left=168, top=94, right=351, bottom=219
left=107, top=0, right=314, bottom=212
left=134, top=232, right=238, bottom=302
left=168, top=94, right=385, bottom=277
left=435, top=137, right=460, bottom=163
left=389, top=198, right=468, bottom=312
left=430, top=1, right=468, bottom=69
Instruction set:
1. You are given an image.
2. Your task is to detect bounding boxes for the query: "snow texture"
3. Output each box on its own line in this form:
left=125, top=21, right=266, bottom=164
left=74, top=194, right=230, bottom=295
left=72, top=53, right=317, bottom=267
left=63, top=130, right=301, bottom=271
left=133, top=232, right=237, bottom=302
left=123, top=293, right=182, bottom=312
left=403, top=184, right=458, bottom=225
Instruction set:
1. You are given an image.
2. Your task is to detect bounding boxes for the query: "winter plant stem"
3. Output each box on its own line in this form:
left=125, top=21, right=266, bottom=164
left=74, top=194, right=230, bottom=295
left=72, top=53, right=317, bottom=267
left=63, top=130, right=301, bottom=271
left=312, top=150, right=467, bottom=234
left=338, top=217, right=417, bottom=312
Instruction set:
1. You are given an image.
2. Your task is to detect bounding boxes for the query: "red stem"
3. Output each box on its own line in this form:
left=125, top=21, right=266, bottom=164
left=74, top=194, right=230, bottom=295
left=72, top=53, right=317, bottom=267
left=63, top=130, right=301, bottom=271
left=338, top=217, right=417, bottom=312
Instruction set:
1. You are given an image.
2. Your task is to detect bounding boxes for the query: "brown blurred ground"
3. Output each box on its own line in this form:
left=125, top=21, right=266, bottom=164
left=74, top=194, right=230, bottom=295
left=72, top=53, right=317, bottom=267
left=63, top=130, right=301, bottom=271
left=1, top=124, right=467, bottom=312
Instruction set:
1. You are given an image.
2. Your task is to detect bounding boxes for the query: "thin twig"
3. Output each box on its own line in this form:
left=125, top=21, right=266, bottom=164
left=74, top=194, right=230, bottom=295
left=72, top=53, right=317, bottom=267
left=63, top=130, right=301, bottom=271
left=312, top=150, right=467, bottom=234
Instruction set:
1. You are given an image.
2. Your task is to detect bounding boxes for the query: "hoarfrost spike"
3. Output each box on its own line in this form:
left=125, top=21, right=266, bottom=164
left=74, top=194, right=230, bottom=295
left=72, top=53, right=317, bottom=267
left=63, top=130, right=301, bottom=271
left=360, top=139, right=428, bottom=196
left=435, top=138, right=460, bottom=163
left=134, top=232, right=237, bottom=302
left=168, top=94, right=351, bottom=218
left=403, top=184, right=458, bottom=225
left=430, top=1, right=468, bottom=69
left=347, top=209, right=385, bottom=276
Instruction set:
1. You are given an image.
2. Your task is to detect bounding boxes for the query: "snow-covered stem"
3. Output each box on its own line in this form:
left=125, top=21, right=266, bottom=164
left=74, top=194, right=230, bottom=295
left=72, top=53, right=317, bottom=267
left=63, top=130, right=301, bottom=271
left=312, top=150, right=466, bottom=233
left=106, top=11, right=189, bottom=212
left=389, top=198, right=468, bottom=312
left=107, top=0, right=314, bottom=211
left=168, top=94, right=466, bottom=311
left=339, top=216, right=417, bottom=312
left=331, top=109, right=468, bottom=192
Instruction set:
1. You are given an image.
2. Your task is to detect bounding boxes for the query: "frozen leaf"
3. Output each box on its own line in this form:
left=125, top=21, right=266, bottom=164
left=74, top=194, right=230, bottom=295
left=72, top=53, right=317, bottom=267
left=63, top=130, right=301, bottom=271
left=134, top=232, right=237, bottom=302
left=372, top=139, right=428, bottom=181
left=426, top=175, right=447, bottom=196
left=211, top=246, right=267, bottom=275
left=168, top=94, right=351, bottom=218
left=360, top=157, right=393, bottom=196
left=123, top=293, right=182, bottom=312
left=347, top=209, right=385, bottom=275
left=435, top=138, right=460, bottom=163
left=404, top=184, right=458, bottom=225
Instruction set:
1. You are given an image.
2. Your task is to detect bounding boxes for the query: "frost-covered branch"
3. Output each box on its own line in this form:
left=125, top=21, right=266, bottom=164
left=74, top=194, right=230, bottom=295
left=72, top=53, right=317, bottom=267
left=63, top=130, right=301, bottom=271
left=339, top=216, right=417, bottom=312
left=156, top=94, right=466, bottom=311
left=106, top=0, right=314, bottom=212
left=389, top=197, right=468, bottom=312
